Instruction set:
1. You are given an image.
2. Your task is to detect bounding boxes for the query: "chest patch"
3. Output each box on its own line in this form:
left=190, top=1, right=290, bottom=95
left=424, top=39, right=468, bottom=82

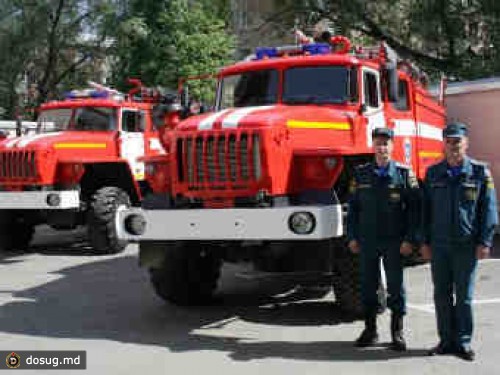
left=390, top=191, right=401, bottom=202
left=464, top=187, right=477, bottom=201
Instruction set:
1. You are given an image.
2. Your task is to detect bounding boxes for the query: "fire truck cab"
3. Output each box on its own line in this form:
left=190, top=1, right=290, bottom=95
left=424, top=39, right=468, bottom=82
left=116, top=37, right=446, bottom=310
left=0, top=80, right=166, bottom=253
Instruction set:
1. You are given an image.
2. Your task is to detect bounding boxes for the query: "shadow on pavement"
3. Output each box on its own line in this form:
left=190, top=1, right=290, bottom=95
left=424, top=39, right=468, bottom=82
left=0, top=224, right=121, bottom=257
left=0, top=256, right=24, bottom=265
left=30, top=225, right=100, bottom=256
left=0, top=248, right=430, bottom=362
left=489, top=235, right=500, bottom=259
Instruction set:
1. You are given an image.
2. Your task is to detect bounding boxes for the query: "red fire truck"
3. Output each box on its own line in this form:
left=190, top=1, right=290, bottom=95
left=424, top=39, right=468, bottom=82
left=116, top=36, right=446, bottom=312
left=0, top=80, right=167, bottom=254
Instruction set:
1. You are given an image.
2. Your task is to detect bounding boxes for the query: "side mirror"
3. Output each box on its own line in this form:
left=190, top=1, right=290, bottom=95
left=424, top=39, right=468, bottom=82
left=359, top=103, right=367, bottom=114
left=180, top=87, right=189, bottom=110
left=15, top=118, right=22, bottom=137
left=152, top=103, right=182, bottom=130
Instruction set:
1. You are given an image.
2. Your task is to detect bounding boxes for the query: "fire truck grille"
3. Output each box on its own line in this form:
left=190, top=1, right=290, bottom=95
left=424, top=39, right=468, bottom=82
left=0, top=150, right=38, bottom=180
left=176, top=132, right=262, bottom=188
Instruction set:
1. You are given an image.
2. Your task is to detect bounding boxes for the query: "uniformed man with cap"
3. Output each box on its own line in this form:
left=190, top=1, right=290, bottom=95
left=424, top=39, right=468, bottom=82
left=421, top=122, right=498, bottom=361
left=347, top=127, right=420, bottom=351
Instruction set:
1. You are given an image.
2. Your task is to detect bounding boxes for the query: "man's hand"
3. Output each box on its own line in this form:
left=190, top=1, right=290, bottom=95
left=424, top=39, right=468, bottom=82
left=400, top=241, right=413, bottom=256
left=420, top=244, right=432, bottom=261
left=348, top=239, right=360, bottom=254
left=476, top=244, right=491, bottom=260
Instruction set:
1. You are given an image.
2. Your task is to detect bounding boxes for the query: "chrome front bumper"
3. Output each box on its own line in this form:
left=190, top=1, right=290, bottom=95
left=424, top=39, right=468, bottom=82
left=0, top=190, right=80, bottom=209
left=116, top=204, right=343, bottom=241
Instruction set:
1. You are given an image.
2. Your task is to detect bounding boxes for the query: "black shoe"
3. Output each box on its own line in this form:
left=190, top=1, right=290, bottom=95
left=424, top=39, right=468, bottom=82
left=390, top=338, right=407, bottom=351
left=427, top=343, right=455, bottom=356
left=456, top=347, right=475, bottom=362
left=355, top=328, right=379, bottom=347
left=390, top=315, right=407, bottom=351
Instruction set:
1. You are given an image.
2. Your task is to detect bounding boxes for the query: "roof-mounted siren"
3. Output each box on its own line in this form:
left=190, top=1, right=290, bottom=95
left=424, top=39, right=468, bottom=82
left=381, top=42, right=399, bottom=103
left=88, top=81, right=123, bottom=100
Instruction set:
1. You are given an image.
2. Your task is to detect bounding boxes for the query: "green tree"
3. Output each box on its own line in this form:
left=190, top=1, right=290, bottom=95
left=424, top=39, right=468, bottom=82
left=263, top=0, right=500, bottom=80
left=0, top=0, right=117, bottom=119
left=111, top=0, right=234, bottom=103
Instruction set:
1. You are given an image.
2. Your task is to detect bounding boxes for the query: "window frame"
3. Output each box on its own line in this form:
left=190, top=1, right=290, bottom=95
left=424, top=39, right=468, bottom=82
left=121, top=108, right=146, bottom=133
left=392, top=78, right=411, bottom=112
left=362, top=68, right=382, bottom=109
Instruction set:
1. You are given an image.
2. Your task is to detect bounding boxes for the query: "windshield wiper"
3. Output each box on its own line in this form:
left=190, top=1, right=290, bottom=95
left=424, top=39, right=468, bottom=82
left=284, top=96, right=345, bottom=105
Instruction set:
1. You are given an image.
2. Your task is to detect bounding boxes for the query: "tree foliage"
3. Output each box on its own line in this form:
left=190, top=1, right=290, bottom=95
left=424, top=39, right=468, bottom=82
left=110, top=0, right=235, bottom=104
left=267, top=0, right=500, bottom=80
left=2, top=0, right=500, bottom=119
left=0, top=0, right=116, bottom=118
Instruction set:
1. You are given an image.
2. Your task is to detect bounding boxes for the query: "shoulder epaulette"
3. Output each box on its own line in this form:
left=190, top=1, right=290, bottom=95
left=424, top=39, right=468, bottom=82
left=470, top=159, right=489, bottom=168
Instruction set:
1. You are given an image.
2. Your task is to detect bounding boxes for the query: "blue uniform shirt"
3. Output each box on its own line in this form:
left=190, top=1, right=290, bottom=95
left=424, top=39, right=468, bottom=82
left=347, top=161, right=420, bottom=243
left=423, top=157, right=498, bottom=247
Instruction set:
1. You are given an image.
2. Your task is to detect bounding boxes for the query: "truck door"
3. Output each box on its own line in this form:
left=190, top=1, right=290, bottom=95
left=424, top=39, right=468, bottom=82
left=120, top=109, right=145, bottom=181
left=362, top=67, right=385, bottom=148
left=384, top=77, right=417, bottom=168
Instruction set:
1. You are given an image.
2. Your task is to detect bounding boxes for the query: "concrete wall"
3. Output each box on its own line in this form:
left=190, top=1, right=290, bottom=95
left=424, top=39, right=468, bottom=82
left=446, top=89, right=500, bottom=202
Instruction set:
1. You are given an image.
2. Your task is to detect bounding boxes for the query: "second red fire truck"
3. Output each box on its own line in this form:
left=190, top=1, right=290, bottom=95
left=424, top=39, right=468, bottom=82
left=0, top=80, right=167, bottom=254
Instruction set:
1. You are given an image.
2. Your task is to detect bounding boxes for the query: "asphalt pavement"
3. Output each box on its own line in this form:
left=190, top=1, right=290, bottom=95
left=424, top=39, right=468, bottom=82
left=0, top=226, right=499, bottom=374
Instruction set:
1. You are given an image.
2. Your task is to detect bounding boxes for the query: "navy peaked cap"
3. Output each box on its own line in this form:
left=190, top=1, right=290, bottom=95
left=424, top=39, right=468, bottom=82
left=371, top=127, right=394, bottom=139
left=443, top=122, right=468, bottom=138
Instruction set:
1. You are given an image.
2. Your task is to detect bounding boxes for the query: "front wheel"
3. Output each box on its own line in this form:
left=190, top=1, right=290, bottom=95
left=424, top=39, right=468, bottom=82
left=87, top=186, right=131, bottom=254
left=0, top=213, right=36, bottom=251
left=148, top=242, right=222, bottom=306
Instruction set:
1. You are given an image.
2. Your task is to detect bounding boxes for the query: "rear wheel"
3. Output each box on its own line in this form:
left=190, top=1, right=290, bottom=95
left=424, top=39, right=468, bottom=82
left=332, top=244, right=364, bottom=317
left=87, top=186, right=131, bottom=254
left=148, top=242, right=222, bottom=306
left=332, top=242, right=387, bottom=317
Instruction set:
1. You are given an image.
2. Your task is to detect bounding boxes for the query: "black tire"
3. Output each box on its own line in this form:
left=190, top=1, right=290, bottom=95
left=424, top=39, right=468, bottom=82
left=332, top=243, right=387, bottom=317
left=149, top=242, right=222, bottom=306
left=87, top=186, right=130, bottom=254
left=0, top=215, right=35, bottom=252
left=332, top=245, right=364, bottom=317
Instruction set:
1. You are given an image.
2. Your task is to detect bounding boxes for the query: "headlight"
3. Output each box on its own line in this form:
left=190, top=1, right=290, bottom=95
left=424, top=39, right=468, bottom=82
left=288, top=211, right=316, bottom=235
left=124, top=214, right=147, bottom=235
left=46, top=193, right=61, bottom=207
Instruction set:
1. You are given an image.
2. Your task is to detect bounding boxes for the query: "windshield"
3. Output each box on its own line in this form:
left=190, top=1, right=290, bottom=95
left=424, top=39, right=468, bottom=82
left=219, top=69, right=278, bottom=109
left=37, top=107, right=117, bottom=132
left=283, top=66, right=350, bottom=104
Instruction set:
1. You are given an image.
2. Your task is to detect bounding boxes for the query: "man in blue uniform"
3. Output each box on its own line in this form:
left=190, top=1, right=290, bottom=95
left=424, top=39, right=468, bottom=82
left=421, top=122, right=498, bottom=361
left=347, top=127, right=420, bottom=351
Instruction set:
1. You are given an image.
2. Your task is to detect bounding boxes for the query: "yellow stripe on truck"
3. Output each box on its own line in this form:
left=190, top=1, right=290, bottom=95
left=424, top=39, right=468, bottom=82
left=54, top=143, right=107, bottom=149
left=287, top=120, right=351, bottom=130
left=419, top=151, right=443, bottom=158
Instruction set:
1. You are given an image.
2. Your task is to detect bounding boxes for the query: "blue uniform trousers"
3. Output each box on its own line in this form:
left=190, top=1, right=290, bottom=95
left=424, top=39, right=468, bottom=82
left=360, top=239, right=406, bottom=316
left=431, top=242, right=477, bottom=350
